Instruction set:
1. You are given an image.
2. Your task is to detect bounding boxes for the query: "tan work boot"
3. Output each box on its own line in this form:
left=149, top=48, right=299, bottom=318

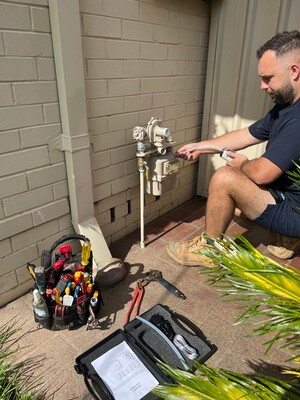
left=166, top=235, right=214, bottom=266
left=267, top=233, right=300, bottom=260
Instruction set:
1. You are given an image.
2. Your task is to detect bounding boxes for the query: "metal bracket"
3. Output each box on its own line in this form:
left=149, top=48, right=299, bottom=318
left=49, top=133, right=91, bottom=153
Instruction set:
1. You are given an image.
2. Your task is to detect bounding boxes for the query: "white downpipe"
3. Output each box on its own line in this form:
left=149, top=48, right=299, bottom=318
left=48, top=0, right=125, bottom=286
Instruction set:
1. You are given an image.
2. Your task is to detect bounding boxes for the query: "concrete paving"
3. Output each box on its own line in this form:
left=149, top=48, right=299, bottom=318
left=1, top=197, right=299, bottom=399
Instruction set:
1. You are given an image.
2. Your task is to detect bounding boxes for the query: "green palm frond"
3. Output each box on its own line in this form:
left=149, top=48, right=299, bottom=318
left=0, top=321, right=50, bottom=400
left=287, top=160, right=300, bottom=185
left=154, top=233, right=300, bottom=400
left=152, top=361, right=300, bottom=400
left=199, top=235, right=300, bottom=358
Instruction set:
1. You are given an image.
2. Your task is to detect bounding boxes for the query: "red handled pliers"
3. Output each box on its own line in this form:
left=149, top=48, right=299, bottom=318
left=125, top=279, right=148, bottom=324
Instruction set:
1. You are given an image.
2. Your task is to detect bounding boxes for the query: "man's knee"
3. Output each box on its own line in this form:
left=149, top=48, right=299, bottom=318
left=209, top=166, right=240, bottom=189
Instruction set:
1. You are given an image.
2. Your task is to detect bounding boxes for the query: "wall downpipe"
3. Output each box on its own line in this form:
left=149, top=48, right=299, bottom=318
left=48, top=0, right=126, bottom=286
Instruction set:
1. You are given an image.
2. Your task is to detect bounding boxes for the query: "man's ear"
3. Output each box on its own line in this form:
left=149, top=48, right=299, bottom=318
left=290, top=63, right=300, bottom=81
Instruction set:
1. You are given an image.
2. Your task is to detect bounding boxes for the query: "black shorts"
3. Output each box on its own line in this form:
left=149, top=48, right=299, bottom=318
left=254, top=195, right=300, bottom=238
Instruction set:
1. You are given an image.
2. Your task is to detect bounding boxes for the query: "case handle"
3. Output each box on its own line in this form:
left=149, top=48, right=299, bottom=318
left=171, top=312, right=205, bottom=339
left=84, top=374, right=113, bottom=400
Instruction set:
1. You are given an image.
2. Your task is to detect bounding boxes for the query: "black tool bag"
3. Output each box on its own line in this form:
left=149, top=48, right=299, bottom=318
left=74, top=304, right=217, bottom=400
left=28, top=234, right=101, bottom=331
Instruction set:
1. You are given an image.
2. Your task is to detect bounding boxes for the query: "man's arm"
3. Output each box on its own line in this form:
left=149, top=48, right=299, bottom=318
left=228, top=153, right=283, bottom=185
left=177, top=127, right=263, bottom=160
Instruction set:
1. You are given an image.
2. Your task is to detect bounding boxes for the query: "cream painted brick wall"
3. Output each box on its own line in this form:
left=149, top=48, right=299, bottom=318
left=53, top=180, right=69, bottom=200
left=0, top=212, right=33, bottom=241
left=111, top=174, right=139, bottom=195
left=123, top=20, right=154, bottom=42
left=108, top=79, right=139, bottom=97
left=0, top=147, right=50, bottom=176
left=0, top=33, right=4, bottom=55
left=11, top=219, right=59, bottom=253
left=124, top=94, right=152, bottom=112
left=93, top=164, right=124, bottom=185
left=20, top=123, right=61, bottom=148
left=1, top=0, right=211, bottom=305
left=37, top=58, right=56, bottom=80
left=0, top=245, right=38, bottom=277
left=153, top=92, right=176, bottom=107
left=93, top=182, right=111, bottom=202
left=0, top=105, right=44, bottom=131
left=0, top=1, right=71, bottom=305
left=4, top=186, right=53, bottom=217
left=141, top=43, right=168, bottom=60
left=89, top=97, right=124, bottom=118
left=0, top=204, right=4, bottom=220
left=0, top=2, right=31, bottom=30
left=102, top=0, right=139, bottom=20
left=0, top=174, right=27, bottom=197
left=0, top=84, right=14, bottom=107
left=86, top=80, right=108, bottom=98
left=0, top=239, right=11, bottom=258
left=93, top=130, right=126, bottom=152
left=1, top=58, right=38, bottom=81
left=27, top=163, right=67, bottom=189
left=87, top=60, right=123, bottom=79
left=107, top=112, right=139, bottom=132
left=81, top=0, right=210, bottom=246
left=13, top=82, right=58, bottom=105
left=106, top=40, right=139, bottom=59
left=43, top=103, right=61, bottom=123
left=32, top=198, right=70, bottom=226
left=111, top=144, right=136, bottom=164
left=5, top=32, right=53, bottom=56
left=0, top=130, right=20, bottom=153
left=82, top=14, right=121, bottom=38
left=96, top=192, right=127, bottom=213
left=82, top=37, right=106, bottom=59
left=31, top=7, right=51, bottom=32
left=9, top=1, right=48, bottom=5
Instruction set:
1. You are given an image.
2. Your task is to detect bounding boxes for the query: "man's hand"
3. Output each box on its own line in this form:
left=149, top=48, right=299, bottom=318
left=175, top=144, right=201, bottom=161
left=226, top=151, right=248, bottom=169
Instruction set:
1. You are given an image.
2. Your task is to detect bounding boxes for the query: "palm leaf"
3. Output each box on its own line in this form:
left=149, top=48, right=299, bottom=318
left=287, top=160, right=300, bottom=185
left=152, top=361, right=300, bottom=399
left=199, top=236, right=300, bottom=357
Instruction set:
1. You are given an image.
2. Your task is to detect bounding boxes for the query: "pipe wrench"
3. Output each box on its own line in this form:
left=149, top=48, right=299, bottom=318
left=145, top=269, right=186, bottom=299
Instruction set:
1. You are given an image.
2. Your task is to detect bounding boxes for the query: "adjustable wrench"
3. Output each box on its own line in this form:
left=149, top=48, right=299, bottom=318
left=145, top=269, right=186, bottom=299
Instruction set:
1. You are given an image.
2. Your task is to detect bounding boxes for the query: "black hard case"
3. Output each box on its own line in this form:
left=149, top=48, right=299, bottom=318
left=74, top=304, right=217, bottom=400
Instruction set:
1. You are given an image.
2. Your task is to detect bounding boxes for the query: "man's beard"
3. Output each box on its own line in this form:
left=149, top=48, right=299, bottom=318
left=268, top=82, right=294, bottom=104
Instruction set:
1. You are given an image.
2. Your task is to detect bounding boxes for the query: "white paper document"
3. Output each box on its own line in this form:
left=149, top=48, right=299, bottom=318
left=91, top=341, right=159, bottom=400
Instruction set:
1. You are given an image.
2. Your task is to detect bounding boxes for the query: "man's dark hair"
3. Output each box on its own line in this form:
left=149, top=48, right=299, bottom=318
left=256, top=30, right=300, bottom=59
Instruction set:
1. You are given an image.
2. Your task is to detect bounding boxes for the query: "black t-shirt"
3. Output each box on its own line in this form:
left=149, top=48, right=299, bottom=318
left=249, top=98, right=300, bottom=211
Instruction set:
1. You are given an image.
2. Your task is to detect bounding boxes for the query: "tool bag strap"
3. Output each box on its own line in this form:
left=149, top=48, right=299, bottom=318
left=49, top=234, right=90, bottom=253
left=41, top=234, right=90, bottom=270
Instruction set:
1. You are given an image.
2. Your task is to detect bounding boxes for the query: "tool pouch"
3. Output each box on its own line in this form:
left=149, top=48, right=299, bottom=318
left=28, top=234, right=102, bottom=331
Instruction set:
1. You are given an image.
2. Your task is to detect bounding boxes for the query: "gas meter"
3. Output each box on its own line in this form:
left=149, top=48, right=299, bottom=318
left=133, top=117, right=179, bottom=196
